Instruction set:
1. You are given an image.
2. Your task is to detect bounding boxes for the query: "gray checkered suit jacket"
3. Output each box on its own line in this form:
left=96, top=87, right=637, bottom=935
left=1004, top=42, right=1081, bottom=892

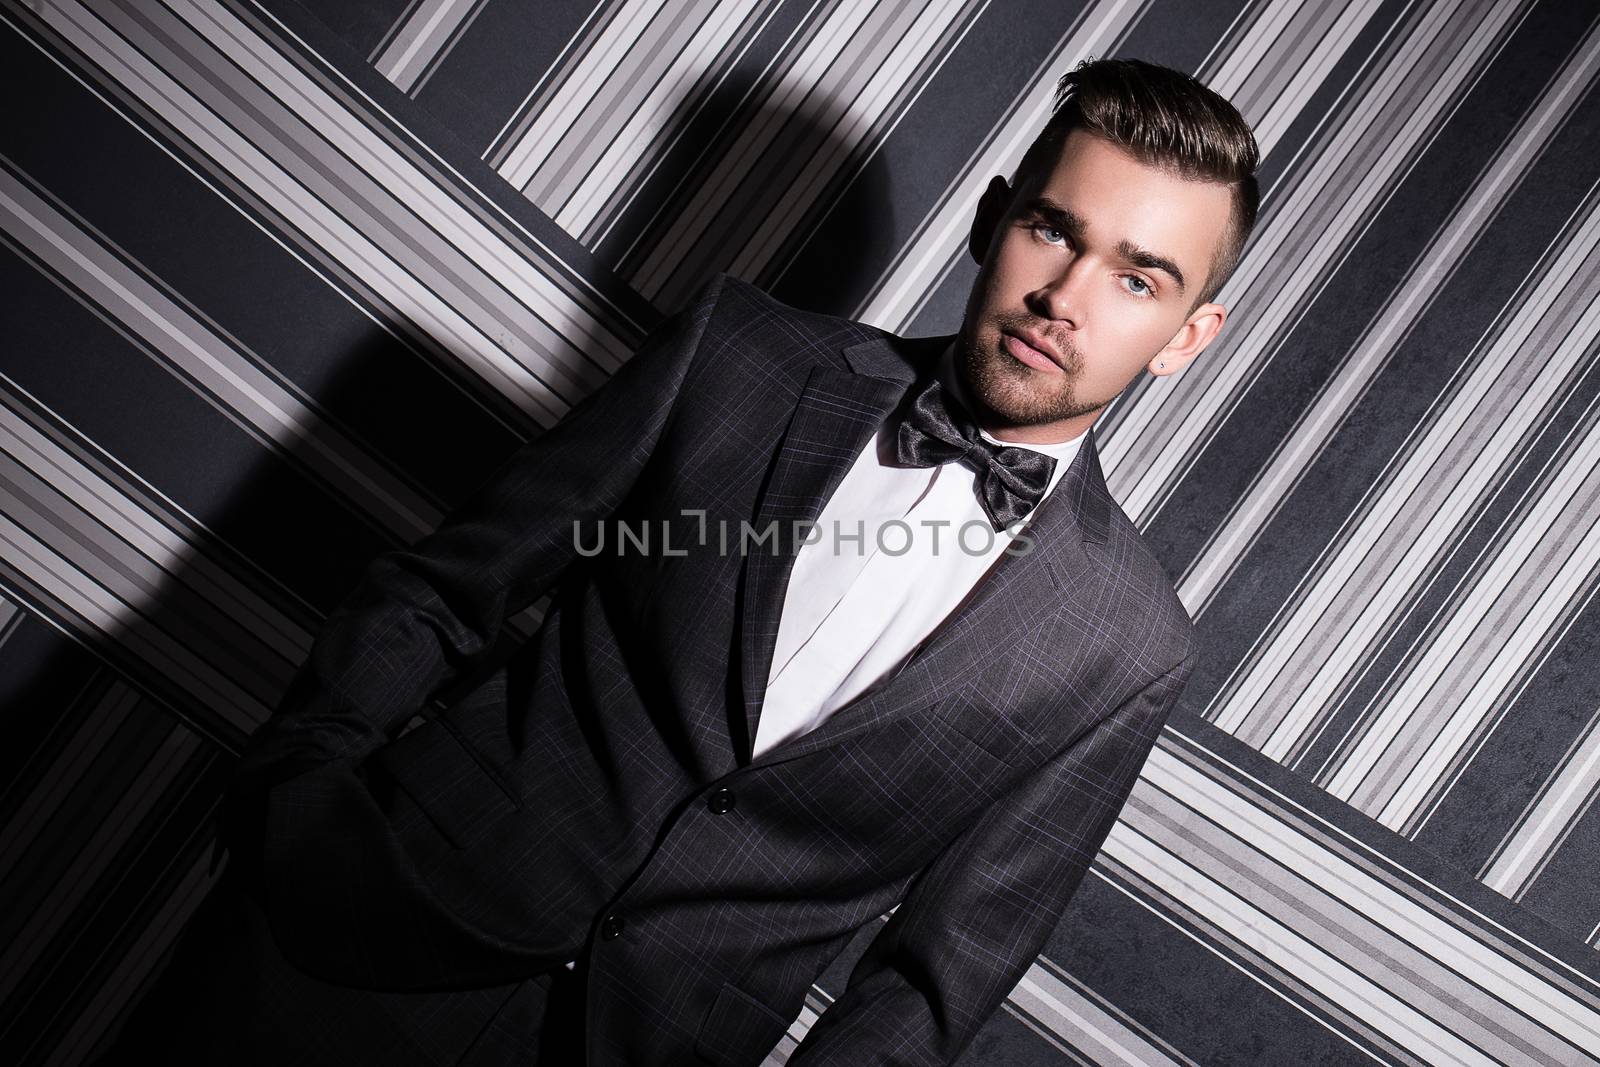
left=218, top=272, right=1197, bottom=1066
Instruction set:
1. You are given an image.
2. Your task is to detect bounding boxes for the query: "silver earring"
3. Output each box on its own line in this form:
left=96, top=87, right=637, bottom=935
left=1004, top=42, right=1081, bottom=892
left=1158, top=361, right=1167, bottom=369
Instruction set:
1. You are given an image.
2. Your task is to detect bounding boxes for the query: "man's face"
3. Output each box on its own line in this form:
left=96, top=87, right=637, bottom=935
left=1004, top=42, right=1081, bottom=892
left=957, top=128, right=1233, bottom=443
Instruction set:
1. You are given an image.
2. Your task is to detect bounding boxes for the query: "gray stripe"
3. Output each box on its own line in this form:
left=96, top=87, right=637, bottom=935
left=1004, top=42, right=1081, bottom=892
left=1177, top=9, right=1600, bottom=613
left=630, top=0, right=985, bottom=307
left=1209, top=206, right=1600, bottom=772
left=1122, top=740, right=1600, bottom=1061
left=28, top=0, right=639, bottom=432
left=1484, top=703, right=1600, bottom=896
left=1100, top=0, right=1516, bottom=518
left=853, top=0, right=1170, bottom=330
left=373, top=0, right=488, bottom=95
left=0, top=157, right=440, bottom=542
left=0, top=402, right=292, bottom=735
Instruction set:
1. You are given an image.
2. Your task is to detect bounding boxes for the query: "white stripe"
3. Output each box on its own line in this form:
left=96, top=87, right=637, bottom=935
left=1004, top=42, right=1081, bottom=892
left=0, top=401, right=292, bottom=732
left=629, top=0, right=885, bottom=297
left=1103, top=0, right=1513, bottom=523
left=1010, top=965, right=1188, bottom=1066
left=32, top=0, right=634, bottom=429
left=730, top=0, right=973, bottom=281
left=1485, top=705, right=1600, bottom=895
left=559, top=0, right=761, bottom=232
left=0, top=164, right=439, bottom=542
left=497, top=0, right=670, bottom=189
left=376, top=0, right=477, bottom=91
left=1212, top=212, right=1600, bottom=754
left=1125, top=744, right=1600, bottom=1054
left=1362, top=379, right=1600, bottom=824
left=1178, top=14, right=1600, bottom=615
left=855, top=0, right=1144, bottom=331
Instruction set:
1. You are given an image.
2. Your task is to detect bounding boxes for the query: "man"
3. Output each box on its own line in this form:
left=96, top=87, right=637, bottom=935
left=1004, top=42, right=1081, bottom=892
left=111, top=56, right=1258, bottom=1066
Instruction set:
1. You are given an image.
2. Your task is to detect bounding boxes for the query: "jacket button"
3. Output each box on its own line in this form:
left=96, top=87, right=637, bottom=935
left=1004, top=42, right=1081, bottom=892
left=600, top=913, right=625, bottom=940
left=706, top=787, right=737, bottom=814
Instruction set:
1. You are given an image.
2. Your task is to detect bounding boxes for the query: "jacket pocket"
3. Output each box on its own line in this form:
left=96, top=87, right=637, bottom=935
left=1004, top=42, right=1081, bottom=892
left=944, top=689, right=1042, bottom=765
left=456, top=974, right=550, bottom=1067
left=694, top=981, right=793, bottom=1067
left=371, top=714, right=520, bottom=851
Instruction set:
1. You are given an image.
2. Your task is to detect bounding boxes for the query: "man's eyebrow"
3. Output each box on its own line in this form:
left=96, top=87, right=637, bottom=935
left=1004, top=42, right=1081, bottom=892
left=1021, top=196, right=1187, bottom=295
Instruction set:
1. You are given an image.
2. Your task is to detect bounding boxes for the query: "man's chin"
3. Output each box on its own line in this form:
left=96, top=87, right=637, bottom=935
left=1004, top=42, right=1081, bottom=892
left=971, top=386, right=1079, bottom=428
left=960, top=338, right=1076, bottom=422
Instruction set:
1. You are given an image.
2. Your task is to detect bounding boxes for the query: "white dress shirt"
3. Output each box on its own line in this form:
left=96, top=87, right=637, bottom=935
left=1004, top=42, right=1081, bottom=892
left=751, top=340, right=1084, bottom=758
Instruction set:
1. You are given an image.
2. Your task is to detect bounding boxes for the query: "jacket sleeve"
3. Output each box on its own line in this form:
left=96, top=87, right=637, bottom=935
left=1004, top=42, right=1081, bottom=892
left=786, top=652, right=1195, bottom=1066
left=216, top=273, right=727, bottom=870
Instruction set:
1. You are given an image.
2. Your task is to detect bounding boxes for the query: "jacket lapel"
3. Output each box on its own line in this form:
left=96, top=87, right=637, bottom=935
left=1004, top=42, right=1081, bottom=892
left=735, top=332, right=929, bottom=756
left=734, top=329, right=1115, bottom=767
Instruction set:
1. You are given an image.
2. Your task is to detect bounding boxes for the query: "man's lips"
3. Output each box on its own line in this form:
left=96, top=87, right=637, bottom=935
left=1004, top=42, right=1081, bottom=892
left=1002, top=330, right=1064, bottom=373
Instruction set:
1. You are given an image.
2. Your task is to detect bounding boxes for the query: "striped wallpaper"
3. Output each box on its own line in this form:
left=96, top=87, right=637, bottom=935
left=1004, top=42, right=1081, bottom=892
left=2, top=0, right=1599, bottom=1063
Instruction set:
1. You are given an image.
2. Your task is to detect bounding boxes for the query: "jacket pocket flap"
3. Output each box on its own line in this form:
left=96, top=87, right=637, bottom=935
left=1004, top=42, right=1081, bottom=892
left=694, top=981, right=792, bottom=1067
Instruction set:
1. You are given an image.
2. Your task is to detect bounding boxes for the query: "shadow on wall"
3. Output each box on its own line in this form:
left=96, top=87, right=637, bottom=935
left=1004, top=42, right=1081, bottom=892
left=65, top=72, right=893, bottom=1061
left=585, top=72, right=893, bottom=318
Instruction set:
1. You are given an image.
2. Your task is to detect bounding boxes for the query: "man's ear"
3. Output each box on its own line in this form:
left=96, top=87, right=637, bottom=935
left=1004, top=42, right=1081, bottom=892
left=967, top=175, right=1014, bottom=266
left=1148, top=302, right=1226, bottom=377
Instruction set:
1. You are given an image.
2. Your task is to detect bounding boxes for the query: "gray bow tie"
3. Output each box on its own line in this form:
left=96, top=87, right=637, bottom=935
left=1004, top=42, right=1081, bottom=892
left=893, top=375, right=1056, bottom=531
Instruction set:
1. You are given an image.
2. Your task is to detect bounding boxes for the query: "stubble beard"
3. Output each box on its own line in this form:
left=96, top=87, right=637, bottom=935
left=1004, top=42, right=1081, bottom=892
left=955, top=311, right=1103, bottom=429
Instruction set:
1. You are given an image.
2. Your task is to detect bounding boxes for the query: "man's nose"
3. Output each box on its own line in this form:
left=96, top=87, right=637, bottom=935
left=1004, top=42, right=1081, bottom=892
left=1030, top=256, right=1092, bottom=327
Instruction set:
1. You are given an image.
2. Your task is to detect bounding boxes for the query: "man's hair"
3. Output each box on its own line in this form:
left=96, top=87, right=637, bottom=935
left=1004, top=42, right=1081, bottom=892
left=1011, top=57, right=1261, bottom=309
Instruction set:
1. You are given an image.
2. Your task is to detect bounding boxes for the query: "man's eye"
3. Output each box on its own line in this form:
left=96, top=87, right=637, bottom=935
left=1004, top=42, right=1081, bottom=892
left=1033, top=224, right=1066, bottom=244
left=1124, top=275, right=1153, bottom=297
